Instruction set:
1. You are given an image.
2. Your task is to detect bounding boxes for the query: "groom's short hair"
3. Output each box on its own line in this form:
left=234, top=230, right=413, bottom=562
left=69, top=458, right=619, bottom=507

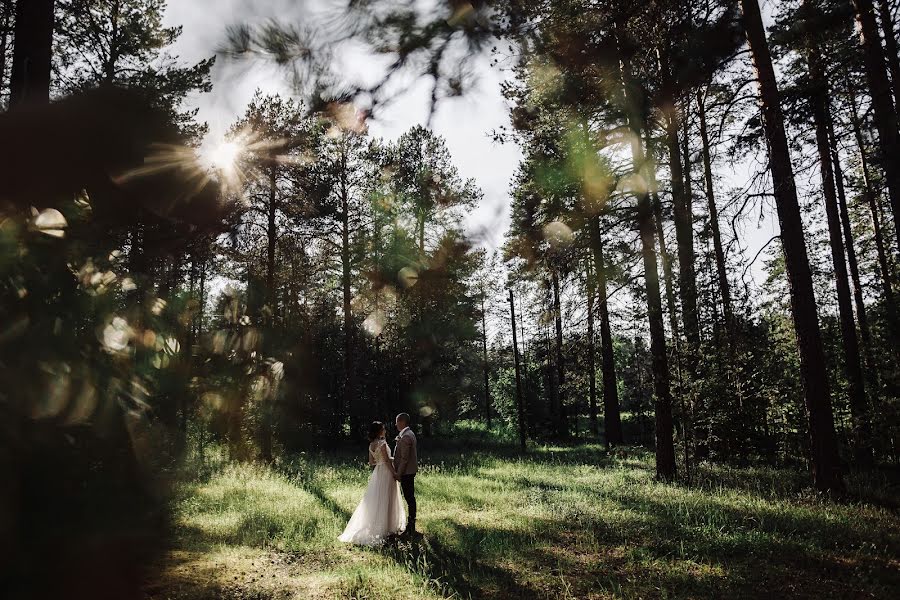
left=396, top=412, right=410, bottom=425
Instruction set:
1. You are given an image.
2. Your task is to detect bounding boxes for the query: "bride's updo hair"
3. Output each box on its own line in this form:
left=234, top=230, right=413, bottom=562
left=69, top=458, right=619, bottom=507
left=368, top=421, right=385, bottom=442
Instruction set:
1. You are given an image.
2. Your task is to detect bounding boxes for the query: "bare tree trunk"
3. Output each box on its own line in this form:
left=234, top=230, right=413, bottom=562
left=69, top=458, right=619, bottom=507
left=696, top=88, right=727, bottom=463
left=668, top=110, right=700, bottom=348
left=697, top=88, right=733, bottom=330
left=339, top=145, right=355, bottom=438
left=103, top=0, right=122, bottom=82
left=586, top=258, right=599, bottom=438
left=828, top=104, right=881, bottom=420
left=851, top=0, right=900, bottom=254
left=261, top=165, right=276, bottom=463
left=848, top=85, right=900, bottom=352
left=509, top=290, right=526, bottom=451
left=260, top=227, right=275, bottom=459
left=646, top=132, right=681, bottom=341
left=545, top=285, right=560, bottom=432
left=266, top=164, right=278, bottom=321
left=589, top=216, right=623, bottom=446
left=9, top=0, right=53, bottom=108
left=197, top=258, right=207, bottom=463
left=551, top=269, right=568, bottom=437
left=808, top=39, right=872, bottom=465
left=619, top=39, right=676, bottom=480
left=681, top=112, right=697, bottom=479
left=481, top=293, right=492, bottom=428
left=876, top=0, right=900, bottom=114
left=519, top=296, right=528, bottom=372
left=640, top=165, right=677, bottom=481
left=741, top=0, right=842, bottom=492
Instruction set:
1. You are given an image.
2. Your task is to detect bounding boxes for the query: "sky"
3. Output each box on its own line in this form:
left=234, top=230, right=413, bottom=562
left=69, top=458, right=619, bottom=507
left=164, top=0, right=522, bottom=254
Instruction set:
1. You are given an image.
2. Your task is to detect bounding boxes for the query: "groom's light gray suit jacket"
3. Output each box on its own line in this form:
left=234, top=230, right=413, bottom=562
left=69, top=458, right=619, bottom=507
left=393, top=428, right=418, bottom=475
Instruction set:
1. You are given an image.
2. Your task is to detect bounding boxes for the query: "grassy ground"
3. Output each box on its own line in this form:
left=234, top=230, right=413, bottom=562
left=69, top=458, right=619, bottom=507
left=144, top=441, right=900, bottom=599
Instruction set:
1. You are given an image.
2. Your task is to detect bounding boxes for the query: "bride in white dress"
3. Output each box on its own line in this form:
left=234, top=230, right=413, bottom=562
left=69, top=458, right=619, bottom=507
left=338, top=421, right=406, bottom=545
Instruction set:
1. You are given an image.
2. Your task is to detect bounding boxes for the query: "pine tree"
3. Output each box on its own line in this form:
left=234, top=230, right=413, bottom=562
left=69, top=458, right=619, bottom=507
left=740, top=0, right=842, bottom=492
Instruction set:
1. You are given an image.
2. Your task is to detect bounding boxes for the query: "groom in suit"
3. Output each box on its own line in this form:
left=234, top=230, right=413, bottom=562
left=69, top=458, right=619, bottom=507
left=393, top=413, right=418, bottom=536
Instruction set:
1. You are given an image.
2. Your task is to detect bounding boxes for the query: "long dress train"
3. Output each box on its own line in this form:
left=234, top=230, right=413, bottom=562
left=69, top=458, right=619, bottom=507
left=338, top=439, right=406, bottom=545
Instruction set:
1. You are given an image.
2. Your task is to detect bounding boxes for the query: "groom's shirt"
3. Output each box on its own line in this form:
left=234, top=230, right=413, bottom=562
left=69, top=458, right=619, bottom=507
left=393, top=427, right=418, bottom=476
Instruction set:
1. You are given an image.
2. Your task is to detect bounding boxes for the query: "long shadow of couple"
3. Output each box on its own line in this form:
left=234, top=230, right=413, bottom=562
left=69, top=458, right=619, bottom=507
left=304, top=479, right=537, bottom=599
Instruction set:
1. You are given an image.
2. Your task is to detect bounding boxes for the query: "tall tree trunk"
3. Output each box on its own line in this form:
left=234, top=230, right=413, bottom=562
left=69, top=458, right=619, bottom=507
left=851, top=0, right=900, bottom=254
left=619, top=39, right=677, bottom=481
left=518, top=292, right=529, bottom=426
left=827, top=104, right=881, bottom=417
left=194, top=256, right=208, bottom=459
left=103, top=0, right=121, bottom=82
left=551, top=268, right=568, bottom=437
left=589, top=216, right=624, bottom=446
left=673, top=111, right=701, bottom=347
left=519, top=297, right=528, bottom=372
left=808, top=39, right=872, bottom=465
left=339, top=145, right=354, bottom=438
left=266, top=164, right=278, bottom=321
left=646, top=133, right=681, bottom=340
left=9, top=0, right=53, bottom=108
left=639, top=160, right=677, bottom=482
left=662, top=86, right=700, bottom=348
left=696, top=86, right=728, bottom=462
left=741, top=0, right=842, bottom=492
left=545, top=286, right=560, bottom=431
left=697, top=88, right=733, bottom=330
left=509, top=290, right=527, bottom=451
left=876, top=0, right=900, bottom=114
left=848, top=84, right=900, bottom=351
left=586, top=260, right=599, bottom=437
left=681, top=112, right=697, bottom=477
left=481, top=293, right=492, bottom=428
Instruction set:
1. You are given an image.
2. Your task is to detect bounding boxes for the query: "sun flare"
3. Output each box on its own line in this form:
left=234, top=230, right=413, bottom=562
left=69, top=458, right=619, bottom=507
left=203, top=140, right=242, bottom=174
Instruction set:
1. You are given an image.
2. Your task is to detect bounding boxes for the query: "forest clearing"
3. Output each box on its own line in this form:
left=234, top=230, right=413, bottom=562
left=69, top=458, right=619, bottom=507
left=143, top=435, right=900, bottom=599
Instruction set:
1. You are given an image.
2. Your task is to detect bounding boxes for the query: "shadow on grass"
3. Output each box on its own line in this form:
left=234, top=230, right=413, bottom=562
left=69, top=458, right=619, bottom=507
left=157, top=445, right=900, bottom=599
left=303, top=478, right=538, bottom=599
left=690, top=461, right=900, bottom=510
left=379, top=532, right=538, bottom=599
left=475, top=470, right=899, bottom=598
left=303, top=480, right=351, bottom=522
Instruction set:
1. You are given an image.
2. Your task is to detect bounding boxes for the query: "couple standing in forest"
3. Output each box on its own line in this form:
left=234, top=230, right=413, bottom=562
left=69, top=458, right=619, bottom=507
left=338, top=413, right=419, bottom=545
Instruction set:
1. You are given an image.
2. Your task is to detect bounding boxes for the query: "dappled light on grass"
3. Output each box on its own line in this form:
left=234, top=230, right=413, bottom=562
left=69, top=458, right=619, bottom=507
left=152, top=445, right=900, bottom=599
left=164, top=462, right=448, bottom=599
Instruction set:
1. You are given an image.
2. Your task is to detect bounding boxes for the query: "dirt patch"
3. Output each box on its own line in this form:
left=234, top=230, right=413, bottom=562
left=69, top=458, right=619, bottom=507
left=144, top=548, right=337, bottom=600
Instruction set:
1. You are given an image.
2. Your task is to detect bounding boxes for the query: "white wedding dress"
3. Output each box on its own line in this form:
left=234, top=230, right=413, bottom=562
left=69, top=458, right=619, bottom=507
left=338, top=439, right=406, bottom=545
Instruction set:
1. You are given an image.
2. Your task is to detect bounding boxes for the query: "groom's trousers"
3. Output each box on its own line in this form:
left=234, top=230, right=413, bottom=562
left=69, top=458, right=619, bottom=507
left=400, top=474, right=416, bottom=531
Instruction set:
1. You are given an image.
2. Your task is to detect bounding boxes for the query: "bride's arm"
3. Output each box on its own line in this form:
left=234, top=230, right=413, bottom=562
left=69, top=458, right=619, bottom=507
left=380, top=442, right=398, bottom=477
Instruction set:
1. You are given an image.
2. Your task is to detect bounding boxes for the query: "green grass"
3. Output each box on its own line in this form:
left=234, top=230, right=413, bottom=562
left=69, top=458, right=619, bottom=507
left=146, top=443, right=900, bottom=599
